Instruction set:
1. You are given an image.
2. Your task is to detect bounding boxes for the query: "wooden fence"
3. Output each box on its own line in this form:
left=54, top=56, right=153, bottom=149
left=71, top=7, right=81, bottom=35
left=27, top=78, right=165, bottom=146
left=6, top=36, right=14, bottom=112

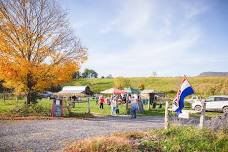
left=164, top=101, right=206, bottom=129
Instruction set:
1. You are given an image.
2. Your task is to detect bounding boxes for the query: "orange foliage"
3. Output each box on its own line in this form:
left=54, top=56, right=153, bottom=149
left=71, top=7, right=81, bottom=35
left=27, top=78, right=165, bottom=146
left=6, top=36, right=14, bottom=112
left=0, top=0, right=87, bottom=97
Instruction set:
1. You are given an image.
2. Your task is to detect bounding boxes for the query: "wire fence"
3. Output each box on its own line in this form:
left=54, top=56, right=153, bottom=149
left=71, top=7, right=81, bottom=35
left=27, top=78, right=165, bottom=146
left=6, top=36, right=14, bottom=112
left=0, top=93, right=25, bottom=101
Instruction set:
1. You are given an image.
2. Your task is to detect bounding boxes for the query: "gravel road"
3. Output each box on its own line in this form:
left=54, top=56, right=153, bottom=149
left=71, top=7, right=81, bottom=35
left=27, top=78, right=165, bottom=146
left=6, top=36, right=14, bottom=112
left=0, top=116, right=164, bottom=152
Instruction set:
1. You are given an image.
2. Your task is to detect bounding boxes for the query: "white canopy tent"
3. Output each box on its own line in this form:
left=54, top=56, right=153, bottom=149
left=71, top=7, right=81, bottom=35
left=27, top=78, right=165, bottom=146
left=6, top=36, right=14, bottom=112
left=100, top=88, right=126, bottom=94
left=141, top=89, right=155, bottom=94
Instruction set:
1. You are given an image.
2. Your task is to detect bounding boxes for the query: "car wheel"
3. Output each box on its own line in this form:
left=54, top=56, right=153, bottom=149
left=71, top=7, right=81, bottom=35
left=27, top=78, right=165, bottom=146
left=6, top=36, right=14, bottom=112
left=194, top=105, right=202, bottom=112
left=222, top=106, right=228, bottom=113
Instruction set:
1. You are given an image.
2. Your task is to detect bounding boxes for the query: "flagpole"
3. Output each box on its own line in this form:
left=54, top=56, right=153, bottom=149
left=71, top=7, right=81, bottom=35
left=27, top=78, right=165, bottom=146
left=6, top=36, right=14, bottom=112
left=183, top=75, right=195, bottom=93
left=184, top=75, right=205, bottom=128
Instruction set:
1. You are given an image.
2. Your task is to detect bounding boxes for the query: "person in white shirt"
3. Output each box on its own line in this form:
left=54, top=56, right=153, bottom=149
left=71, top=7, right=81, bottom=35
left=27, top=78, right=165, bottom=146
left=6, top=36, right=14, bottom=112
left=131, top=94, right=139, bottom=119
left=111, top=96, right=117, bottom=116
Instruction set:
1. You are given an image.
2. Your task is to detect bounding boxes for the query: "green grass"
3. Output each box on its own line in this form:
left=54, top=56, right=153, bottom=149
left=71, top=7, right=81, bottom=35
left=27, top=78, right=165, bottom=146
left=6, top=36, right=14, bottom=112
left=68, top=77, right=228, bottom=98
left=64, top=126, right=228, bottom=152
left=71, top=100, right=127, bottom=116
left=0, top=99, right=52, bottom=117
left=0, top=100, right=24, bottom=115
left=0, top=99, right=166, bottom=117
left=0, top=99, right=223, bottom=118
left=70, top=99, right=165, bottom=116
left=139, top=107, right=165, bottom=116
left=190, top=111, right=223, bottom=119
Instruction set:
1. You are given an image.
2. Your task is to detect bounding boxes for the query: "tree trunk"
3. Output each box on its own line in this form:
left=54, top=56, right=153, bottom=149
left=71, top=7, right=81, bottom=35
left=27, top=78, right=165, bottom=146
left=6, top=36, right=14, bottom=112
left=26, top=73, right=35, bottom=105
left=26, top=91, right=32, bottom=105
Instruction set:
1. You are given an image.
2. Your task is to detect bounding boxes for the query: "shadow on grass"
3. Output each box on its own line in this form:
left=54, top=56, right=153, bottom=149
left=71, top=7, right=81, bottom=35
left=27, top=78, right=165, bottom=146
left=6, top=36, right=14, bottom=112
left=67, top=112, right=95, bottom=118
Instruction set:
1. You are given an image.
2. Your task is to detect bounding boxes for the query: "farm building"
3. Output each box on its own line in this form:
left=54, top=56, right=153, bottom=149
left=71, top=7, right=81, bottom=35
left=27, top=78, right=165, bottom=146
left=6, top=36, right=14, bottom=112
left=57, top=86, right=92, bottom=96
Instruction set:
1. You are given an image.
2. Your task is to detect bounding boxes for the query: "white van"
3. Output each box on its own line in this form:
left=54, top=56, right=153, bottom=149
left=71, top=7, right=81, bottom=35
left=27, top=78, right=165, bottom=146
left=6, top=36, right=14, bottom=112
left=192, top=96, right=228, bottom=113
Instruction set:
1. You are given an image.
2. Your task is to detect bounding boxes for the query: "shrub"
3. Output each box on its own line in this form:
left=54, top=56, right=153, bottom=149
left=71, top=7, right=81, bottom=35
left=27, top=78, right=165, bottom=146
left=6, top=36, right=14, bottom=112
left=10, top=100, right=52, bottom=116
left=64, top=126, right=228, bottom=152
left=65, top=135, right=133, bottom=152
left=151, top=126, right=228, bottom=152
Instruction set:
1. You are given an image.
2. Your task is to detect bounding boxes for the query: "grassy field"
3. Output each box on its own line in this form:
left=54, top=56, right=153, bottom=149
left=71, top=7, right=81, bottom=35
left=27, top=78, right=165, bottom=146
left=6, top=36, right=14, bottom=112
left=71, top=100, right=165, bottom=116
left=68, top=77, right=228, bottom=98
left=1, top=76, right=227, bottom=117
left=0, top=99, right=165, bottom=117
left=0, top=98, right=224, bottom=119
left=0, top=99, right=52, bottom=117
left=65, top=126, right=228, bottom=152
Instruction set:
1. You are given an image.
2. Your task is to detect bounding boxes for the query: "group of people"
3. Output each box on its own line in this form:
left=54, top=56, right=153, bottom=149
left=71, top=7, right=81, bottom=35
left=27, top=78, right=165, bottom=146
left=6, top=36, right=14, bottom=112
left=97, top=94, right=141, bottom=118
left=98, top=95, right=120, bottom=116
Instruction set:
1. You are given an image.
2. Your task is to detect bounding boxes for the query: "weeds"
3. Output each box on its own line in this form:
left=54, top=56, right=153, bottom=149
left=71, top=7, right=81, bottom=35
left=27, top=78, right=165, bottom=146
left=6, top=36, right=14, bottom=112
left=64, top=126, right=228, bottom=152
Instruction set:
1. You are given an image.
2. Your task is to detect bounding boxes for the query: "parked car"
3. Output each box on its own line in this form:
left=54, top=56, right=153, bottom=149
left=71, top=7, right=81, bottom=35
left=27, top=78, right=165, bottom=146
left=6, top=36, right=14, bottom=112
left=40, top=91, right=53, bottom=98
left=192, top=95, right=228, bottom=113
left=186, top=95, right=202, bottom=104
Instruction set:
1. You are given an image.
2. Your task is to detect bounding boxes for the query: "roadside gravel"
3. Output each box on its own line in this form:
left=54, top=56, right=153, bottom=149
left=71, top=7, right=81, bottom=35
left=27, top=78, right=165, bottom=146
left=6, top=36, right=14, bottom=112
left=0, top=116, right=164, bottom=152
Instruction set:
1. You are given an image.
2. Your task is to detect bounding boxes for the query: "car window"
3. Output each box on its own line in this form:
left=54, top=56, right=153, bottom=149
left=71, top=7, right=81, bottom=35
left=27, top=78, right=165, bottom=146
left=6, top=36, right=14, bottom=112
left=219, top=97, right=228, bottom=101
left=214, top=97, right=228, bottom=101
left=214, top=97, right=221, bottom=101
left=207, top=97, right=214, bottom=102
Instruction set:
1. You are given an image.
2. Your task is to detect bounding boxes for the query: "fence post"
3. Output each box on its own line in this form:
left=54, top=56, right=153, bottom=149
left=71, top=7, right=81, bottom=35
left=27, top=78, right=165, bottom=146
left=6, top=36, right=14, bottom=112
left=88, top=96, right=90, bottom=113
left=164, top=101, right=169, bottom=129
left=199, top=100, right=206, bottom=129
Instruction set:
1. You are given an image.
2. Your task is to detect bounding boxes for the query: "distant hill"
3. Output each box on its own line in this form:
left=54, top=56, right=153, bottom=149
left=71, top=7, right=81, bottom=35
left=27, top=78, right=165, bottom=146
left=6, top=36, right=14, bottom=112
left=68, top=77, right=228, bottom=97
left=199, top=72, right=228, bottom=77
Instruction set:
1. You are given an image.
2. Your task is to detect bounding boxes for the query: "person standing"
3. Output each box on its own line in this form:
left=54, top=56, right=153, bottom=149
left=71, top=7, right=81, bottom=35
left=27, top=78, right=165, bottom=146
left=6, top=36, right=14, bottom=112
left=116, top=102, right=119, bottom=114
left=99, top=95, right=105, bottom=109
left=131, top=94, right=139, bottom=119
left=111, top=96, right=117, bottom=116
left=137, top=94, right=144, bottom=113
left=95, top=95, right=99, bottom=104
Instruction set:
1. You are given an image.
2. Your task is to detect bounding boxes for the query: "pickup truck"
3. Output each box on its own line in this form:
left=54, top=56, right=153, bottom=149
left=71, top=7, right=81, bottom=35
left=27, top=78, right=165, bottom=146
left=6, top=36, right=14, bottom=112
left=191, top=95, right=228, bottom=113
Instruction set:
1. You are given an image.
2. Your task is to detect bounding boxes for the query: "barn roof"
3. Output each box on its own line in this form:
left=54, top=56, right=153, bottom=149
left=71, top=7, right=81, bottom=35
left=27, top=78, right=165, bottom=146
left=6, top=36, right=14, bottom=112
left=57, top=86, right=91, bottom=96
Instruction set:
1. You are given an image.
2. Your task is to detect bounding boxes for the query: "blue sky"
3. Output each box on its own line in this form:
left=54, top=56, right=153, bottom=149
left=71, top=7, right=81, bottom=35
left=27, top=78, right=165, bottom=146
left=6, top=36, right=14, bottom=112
left=58, top=0, right=228, bottom=77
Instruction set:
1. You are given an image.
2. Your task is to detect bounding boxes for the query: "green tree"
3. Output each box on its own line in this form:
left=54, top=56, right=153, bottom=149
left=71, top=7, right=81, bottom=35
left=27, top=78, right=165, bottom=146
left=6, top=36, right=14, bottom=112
left=82, top=69, right=98, bottom=78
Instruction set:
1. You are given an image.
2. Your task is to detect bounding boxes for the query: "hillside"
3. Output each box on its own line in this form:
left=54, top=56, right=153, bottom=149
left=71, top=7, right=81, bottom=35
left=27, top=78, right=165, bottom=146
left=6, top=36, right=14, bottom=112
left=67, top=77, right=228, bottom=97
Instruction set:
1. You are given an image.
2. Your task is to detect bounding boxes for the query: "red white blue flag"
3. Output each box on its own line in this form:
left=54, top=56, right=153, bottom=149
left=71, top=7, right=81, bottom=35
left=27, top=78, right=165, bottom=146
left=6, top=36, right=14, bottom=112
left=173, top=77, right=194, bottom=115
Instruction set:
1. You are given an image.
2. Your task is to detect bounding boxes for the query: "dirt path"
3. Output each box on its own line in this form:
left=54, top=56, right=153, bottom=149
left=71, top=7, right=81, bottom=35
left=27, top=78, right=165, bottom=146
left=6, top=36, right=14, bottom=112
left=0, top=116, right=164, bottom=152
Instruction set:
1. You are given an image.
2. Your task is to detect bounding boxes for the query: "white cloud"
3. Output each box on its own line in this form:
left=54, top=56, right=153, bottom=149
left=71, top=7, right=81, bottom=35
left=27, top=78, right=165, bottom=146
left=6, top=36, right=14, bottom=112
left=78, top=0, right=226, bottom=77
left=99, top=0, right=153, bottom=36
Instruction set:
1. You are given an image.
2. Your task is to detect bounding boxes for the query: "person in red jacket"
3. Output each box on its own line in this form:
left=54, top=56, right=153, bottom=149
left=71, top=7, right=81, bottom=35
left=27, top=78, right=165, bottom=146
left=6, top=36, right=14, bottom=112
left=99, top=95, right=105, bottom=109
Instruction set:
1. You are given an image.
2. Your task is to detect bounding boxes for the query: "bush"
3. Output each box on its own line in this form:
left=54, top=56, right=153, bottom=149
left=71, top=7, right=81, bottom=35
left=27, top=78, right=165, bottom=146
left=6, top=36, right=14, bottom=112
left=64, top=126, right=228, bottom=152
left=10, top=100, right=52, bottom=116
left=65, top=135, right=133, bottom=152
left=152, top=126, right=228, bottom=152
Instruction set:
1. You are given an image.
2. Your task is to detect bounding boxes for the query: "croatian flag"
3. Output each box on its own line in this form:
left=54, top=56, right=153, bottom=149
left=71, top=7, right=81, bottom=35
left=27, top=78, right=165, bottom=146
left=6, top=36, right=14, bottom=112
left=173, top=77, right=194, bottom=115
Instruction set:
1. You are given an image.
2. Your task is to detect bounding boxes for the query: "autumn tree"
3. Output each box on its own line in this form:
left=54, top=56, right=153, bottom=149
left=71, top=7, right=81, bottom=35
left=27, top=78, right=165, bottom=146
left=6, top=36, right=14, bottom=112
left=0, top=0, right=87, bottom=104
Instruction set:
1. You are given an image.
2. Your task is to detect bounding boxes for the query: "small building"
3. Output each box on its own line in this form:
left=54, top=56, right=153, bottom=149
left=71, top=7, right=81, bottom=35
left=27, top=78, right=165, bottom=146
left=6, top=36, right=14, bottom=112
left=141, top=89, right=165, bottom=109
left=57, top=86, right=92, bottom=97
left=141, top=89, right=155, bottom=101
